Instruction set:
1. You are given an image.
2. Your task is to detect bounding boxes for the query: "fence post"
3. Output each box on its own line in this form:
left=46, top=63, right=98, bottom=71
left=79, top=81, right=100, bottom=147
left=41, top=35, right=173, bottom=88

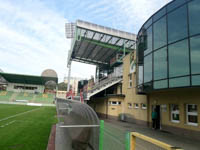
left=131, top=133, right=136, bottom=150
left=125, top=132, right=130, bottom=150
left=99, top=120, right=104, bottom=150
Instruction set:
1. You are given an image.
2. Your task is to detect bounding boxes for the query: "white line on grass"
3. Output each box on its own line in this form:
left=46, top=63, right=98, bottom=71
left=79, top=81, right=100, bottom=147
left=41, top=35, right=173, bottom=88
left=0, top=120, right=16, bottom=128
left=0, top=108, right=41, bottom=122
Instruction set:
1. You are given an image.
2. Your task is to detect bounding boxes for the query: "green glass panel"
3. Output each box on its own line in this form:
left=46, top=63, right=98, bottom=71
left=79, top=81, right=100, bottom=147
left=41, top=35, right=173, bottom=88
left=144, top=18, right=152, bottom=29
left=154, top=47, right=167, bottom=80
left=168, top=5, right=188, bottom=44
left=144, top=54, right=152, bottom=83
left=144, top=26, right=152, bottom=55
left=153, top=7, right=166, bottom=22
left=190, top=36, right=200, bottom=74
left=167, top=0, right=187, bottom=12
left=138, top=65, right=143, bottom=85
left=188, top=0, right=200, bottom=36
left=169, top=76, right=190, bottom=88
left=154, top=80, right=168, bottom=89
left=153, top=16, right=167, bottom=50
left=169, top=39, right=189, bottom=77
left=192, top=75, right=200, bottom=86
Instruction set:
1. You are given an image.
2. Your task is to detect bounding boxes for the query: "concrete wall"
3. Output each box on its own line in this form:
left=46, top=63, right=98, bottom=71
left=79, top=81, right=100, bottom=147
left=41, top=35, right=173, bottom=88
left=7, top=83, right=44, bottom=93
left=122, top=52, right=148, bottom=125
left=148, top=88, right=200, bottom=139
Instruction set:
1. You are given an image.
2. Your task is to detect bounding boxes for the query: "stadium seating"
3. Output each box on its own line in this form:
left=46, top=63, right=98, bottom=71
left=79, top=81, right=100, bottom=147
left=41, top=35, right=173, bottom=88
left=0, top=91, right=13, bottom=101
left=15, top=92, right=34, bottom=101
left=34, top=93, right=55, bottom=104
left=0, top=91, right=54, bottom=104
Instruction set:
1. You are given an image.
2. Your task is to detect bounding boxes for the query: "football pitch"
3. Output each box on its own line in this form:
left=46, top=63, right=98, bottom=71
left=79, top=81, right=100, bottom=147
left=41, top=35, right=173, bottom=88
left=0, top=104, right=57, bottom=150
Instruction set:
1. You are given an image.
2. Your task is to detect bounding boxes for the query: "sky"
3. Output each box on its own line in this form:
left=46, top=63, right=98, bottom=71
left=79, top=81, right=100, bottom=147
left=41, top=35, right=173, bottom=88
left=0, top=0, right=171, bottom=82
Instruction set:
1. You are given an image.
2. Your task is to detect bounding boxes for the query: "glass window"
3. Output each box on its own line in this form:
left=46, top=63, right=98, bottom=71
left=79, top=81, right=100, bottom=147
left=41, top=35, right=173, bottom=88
left=153, top=7, right=166, bottom=22
left=169, top=76, right=190, bottom=88
left=128, top=103, right=133, bottom=109
left=144, top=26, right=152, bottom=55
left=134, top=103, right=139, bottom=109
left=142, top=103, right=147, bottom=109
left=154, top=80, right=168, bottom=89
left=144, top=82, right=153, bottom=92
left=167, top=0, right=187, bottom=12
left=188, top=0, right=200, bottom=36
left=128, top=74, right=132, bottom=88
left=154, top=47, right=167, bottom=80
left=153, top=16, right=167, bottom=50
left=168, top=39, right=189, bottom=77
left=138, top=65, right=143, bottom=85
left=186, top=104, right=198, bottom=126
left=190, top=36, right=200, bottom=74
left=171, top=104, right=180, bottom=123
left=144, top=18, right=152, bottom=29
left=168, top=5, right=188, bottom=44
left=144, top=54, right=152, bottom=83
left=192, top=75, right=200, bottom=86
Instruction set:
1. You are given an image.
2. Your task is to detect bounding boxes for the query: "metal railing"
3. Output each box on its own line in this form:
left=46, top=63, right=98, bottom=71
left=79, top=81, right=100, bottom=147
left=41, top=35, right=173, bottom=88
left=129, top=132, right=183, bottom=150
left=88, top=76, right=122, bottom=94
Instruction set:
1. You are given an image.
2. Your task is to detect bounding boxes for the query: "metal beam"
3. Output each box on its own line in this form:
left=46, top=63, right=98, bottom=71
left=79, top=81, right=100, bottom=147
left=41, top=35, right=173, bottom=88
left=79, top=32, right=96, bottom=59
left=85, top=33, right=105, bottom=59
left=73, top=58, right=108, bottom=66
left=96, top=38, right=124, bottom=62
left=82, top=38, right=132, bottom=53
left=75, top=30, right=88, bottom=56
left=92, top=36, right=113, bottom=60
left=77, top=26, right=136, bottom=44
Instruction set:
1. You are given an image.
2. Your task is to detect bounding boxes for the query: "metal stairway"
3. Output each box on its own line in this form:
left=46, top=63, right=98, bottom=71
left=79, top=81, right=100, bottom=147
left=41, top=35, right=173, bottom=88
left=86, top=77, right=122, bottom=100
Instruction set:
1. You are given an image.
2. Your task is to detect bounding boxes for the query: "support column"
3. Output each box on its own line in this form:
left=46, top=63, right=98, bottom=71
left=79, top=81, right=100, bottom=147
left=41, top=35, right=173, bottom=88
left=67, top=64, right=71, bottom=92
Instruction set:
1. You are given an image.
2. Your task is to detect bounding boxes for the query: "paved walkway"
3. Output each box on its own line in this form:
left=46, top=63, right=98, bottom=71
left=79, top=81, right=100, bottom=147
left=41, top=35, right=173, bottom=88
left=104, top=119, right=200, bottom=150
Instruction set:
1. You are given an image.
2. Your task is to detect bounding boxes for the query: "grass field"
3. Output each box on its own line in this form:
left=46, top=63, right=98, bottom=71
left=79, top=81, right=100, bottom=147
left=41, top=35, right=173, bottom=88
left=0, top=104, right=57, bottom=150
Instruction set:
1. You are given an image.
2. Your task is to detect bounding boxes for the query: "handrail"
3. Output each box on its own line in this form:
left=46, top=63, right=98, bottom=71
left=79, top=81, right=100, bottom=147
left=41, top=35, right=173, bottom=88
left=88, top=76, right=122, bottom=93
left=130, top=132, right=183, bottom=150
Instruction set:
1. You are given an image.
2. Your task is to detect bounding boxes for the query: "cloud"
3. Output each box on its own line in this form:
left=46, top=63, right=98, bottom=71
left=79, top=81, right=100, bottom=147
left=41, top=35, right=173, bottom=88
left=0, top=0, right=173, bottom=82
left=0, top=0, right=69, bottom=82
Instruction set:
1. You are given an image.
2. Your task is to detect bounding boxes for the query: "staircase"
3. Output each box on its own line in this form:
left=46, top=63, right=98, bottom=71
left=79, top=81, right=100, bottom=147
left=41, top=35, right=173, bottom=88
left=86, top=77, right=122, bottom=100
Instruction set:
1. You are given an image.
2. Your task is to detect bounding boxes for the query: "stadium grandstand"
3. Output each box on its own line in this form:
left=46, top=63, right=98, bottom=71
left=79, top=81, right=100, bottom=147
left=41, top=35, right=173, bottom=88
left=66, top=20, right=136, bottom=101
left=0, top=69, right=58, bottom=104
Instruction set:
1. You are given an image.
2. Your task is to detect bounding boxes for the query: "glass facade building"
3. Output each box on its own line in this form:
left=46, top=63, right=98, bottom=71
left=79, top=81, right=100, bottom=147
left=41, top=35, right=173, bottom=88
left=137, top=0, right=200, bottom=93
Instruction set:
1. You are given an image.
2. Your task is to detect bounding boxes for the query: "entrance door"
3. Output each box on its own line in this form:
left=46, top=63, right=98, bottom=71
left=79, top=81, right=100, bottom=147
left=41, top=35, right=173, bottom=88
left=155, top=105, right=161, bottom=129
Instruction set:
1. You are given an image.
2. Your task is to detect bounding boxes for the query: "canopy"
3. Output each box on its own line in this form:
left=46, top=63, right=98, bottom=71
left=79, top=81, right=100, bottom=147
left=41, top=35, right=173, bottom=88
left=67, top=20, right=136, bottom=67
left=0, top=72, right=58, bottom=85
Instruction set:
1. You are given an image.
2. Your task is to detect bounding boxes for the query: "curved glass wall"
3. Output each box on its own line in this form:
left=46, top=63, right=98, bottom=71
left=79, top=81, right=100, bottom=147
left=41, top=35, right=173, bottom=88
left=137, top=0, right=200, bottom=93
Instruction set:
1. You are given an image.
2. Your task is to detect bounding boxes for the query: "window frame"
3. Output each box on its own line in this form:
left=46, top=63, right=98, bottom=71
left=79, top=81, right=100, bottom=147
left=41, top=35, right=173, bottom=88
left=134, top=103, right=139, bottom=109
left=109, top=101, right=121, bottom=106
left=171, top=104, right=180, bottom=123
left=128, top=74, right=133, bottom=88
left=128, top=103, right=133, bottom=109
left=141, top=103, right=147, bottom=109
left=186, top=104, right=198, bottom=126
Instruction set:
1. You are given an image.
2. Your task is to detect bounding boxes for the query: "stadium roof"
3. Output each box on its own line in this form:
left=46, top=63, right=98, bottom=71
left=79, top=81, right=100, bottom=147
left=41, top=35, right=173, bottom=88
left=0, top=72, right=58, bottom=85
left=66, top=20, right=136, bottom=66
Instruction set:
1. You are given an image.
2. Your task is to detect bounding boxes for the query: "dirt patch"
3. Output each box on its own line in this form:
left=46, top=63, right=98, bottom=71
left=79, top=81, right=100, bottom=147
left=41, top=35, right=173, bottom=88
left=46, top=124, right=56, bottom=150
